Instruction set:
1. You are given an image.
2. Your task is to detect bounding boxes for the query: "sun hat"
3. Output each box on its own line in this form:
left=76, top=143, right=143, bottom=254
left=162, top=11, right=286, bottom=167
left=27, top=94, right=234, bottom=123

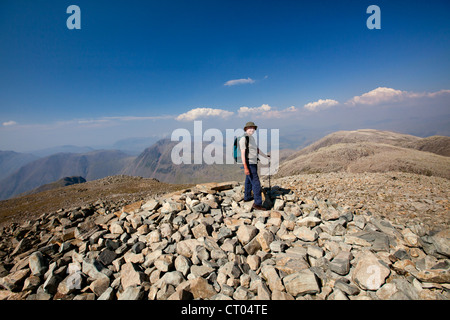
left=244, top=121, right=258, bottom=130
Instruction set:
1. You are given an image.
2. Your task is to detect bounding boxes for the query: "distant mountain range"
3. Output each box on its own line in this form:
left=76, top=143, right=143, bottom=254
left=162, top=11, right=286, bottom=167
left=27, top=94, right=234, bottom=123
left=122, top=139, right=243, bottom=184
left=0, top=129, right=448, bottom=200
left=0, top=151, right=38, bottom=180
left=0, top=150, right=134, bottom=200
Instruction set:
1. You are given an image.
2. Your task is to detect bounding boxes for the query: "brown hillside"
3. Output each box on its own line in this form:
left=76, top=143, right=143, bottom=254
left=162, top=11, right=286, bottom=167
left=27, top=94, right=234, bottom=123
left=0, top=175, right=192, bottom=228
left=277, top=130, right=450, bottom=179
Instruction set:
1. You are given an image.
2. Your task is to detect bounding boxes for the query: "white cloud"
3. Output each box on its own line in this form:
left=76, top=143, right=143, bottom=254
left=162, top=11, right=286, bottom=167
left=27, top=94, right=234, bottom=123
left=2, top=121, right=17, bottom=127
left=346, top=87, right=450, bottom=106
left=238, top=104, right=297, bottom=118
left=304, top=99, right=339, bottom=112
left=224, top=77, right=255, bottom=86
left=304, top=87, right=450, bottom=112
left=346, top=87, right=406, bottom=106
left=176, top=107, right=234, bottom=121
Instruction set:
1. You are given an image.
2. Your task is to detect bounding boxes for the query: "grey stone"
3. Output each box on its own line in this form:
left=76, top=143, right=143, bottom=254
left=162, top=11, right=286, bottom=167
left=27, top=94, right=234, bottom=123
left=192, top=202, right=210, bottom=214
left=82, top=258, right=110, bottom=281
left=98, top=249, right=117, bottom=266
left=131, top=241, right=146, bottom=254
left=283, top=269, right=320, bottom=296
left=118, top=285, right=145, bottom=300
left=120, top=262, right=146, bottom=289
left=293, top=226, right=318, bottom=242
left=430, top=229, right=450, bottom=257
left=334, top=278, right=360, bottom=296
left=329, top=251, right=352, bottom=275
left=237, top=225, right=258, bottom=245
left=352, top=251, right=390, bottom=291
left=161, top=271, right=185, bottom=287
left=98, top=287, right=115, bottom=300
left=29, top=251, right=47, bottom=277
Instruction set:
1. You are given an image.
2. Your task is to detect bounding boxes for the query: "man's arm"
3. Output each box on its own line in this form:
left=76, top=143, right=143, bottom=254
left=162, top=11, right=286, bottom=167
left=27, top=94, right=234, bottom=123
left=241, top=149, right=250, bottom=175
left=257, top=148, right=270, bottom=159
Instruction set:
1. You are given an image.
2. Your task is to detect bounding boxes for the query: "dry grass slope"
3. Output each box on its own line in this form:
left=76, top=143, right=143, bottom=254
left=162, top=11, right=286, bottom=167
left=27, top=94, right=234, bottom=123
left=277, top=130, right=450, bottom=179
left=0, top=175, right=192, bottom=227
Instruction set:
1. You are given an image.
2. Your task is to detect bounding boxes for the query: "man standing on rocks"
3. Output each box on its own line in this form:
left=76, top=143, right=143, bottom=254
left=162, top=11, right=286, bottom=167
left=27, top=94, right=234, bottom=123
left=240, top=121, right=270, bottom=211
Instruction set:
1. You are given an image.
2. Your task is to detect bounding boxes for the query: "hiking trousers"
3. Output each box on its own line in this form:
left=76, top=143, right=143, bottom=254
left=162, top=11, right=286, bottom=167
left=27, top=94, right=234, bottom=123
left=244, top=164, right=262, bottom=206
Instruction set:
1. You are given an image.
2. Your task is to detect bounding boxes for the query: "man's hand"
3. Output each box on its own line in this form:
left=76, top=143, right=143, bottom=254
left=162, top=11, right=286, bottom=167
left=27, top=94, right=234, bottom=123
left=245, top=167, right=250, bottom=175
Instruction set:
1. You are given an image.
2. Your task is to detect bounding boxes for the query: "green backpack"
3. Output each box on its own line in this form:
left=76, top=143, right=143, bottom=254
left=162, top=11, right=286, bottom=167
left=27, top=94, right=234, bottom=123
left=233, top=135, right=249, bottom=164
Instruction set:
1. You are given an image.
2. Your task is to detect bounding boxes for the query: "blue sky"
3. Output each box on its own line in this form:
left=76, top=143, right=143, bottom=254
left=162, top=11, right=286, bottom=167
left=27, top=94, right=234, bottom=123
left=0, top=0, right=449, bottom=151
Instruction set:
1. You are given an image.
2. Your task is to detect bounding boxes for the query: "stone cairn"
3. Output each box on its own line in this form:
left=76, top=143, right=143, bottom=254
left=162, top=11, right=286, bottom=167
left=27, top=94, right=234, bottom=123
left=0, top=181, right=448, bottom=300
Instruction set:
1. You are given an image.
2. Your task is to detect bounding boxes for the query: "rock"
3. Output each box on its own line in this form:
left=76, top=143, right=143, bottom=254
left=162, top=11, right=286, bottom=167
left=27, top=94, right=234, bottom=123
left=261, top=265, right=284, bottom=292
left=410, top=268, right=450, bottom=284
left=57, top=272, right=84, bottom=295
left=176, top=239, right=201, bottom=258
left=1, top=174, right=449, bottom=301
left=321, top=206, right=340, bottom=221
left=273, top=199, right=285, bottom=211
left=293, top=226, right=318, bottom=242
left=120, top=263, right=146, bottom=290
left=220, top=262, right=241, bottom=278
left=256, top=230, right=274, bottom=252
left=90, top=277, right=110, bottom=297
left=98, top=287, right=115, bottom=300
left=188, top=277, right=217, bottom=299
left=22, top=276, right=41, bottom=291
left=297, top=217, right=321, bottom=227
left=256, top=281, right=271, bottom=300
left=329, top=251, right=352, bottom=276
left=242, top=236, right=261, bottom=255
left=353, top=215, right=366, bottom=229
left=98, top=249, right=117, bottom=266
left=192, top=223, right=209, bottom=239
left=352, top=251, right=390, bottom=290
left=118, top=285, right=145, bottom=300
left=191, top=265, right=214, bottom=278
left=42, top=273, right=60, bottom=295
left=283, top=269, right=320, bottom=296
left=328, top=288, right=348, bottom=300
left=131, top=241, right=146, bottom=254
left=334, top=278, right=360, bottom=296
left=142, top=199, right=160, bottom=211
left=161, top=201, right=184, bottom=214
left=0, top=269, right=30, bottom=291
left=237, top=225, right=258, bottom=245
left=175, top=255, right=191, bottom=277
left=160, top=271, right=185, bottom=287
left=247, top=255, right=261, bottom=271
left=109, top=222, right=124, bottom=234
left=402, top=228, right=421, bottom=247
left=269, top=240, right=286, bottom=253
left=430, top=228, right=450, bottom=257
left=82, top=258, right=109, bottom=280
left=192, top=202, right=211, bottom=214
left=307, top=245, right=324, bottom=259
left=29, top=251, right=47, bottom=277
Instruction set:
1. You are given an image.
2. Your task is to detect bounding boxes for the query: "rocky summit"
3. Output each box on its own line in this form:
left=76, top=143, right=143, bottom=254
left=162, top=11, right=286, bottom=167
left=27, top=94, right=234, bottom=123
left=0, top=178, right=449, bottom=300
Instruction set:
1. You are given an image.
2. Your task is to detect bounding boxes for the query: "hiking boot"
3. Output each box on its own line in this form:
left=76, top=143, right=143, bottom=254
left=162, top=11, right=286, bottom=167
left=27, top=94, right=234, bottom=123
left=252, top=204, right=267, bottom=211
left=244, top=197, right=254, bottom=202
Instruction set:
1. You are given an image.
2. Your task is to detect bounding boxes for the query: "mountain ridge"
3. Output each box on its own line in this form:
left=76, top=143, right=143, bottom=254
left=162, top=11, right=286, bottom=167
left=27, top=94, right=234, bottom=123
left=276, top=129, right=450, bottom=179
left=0, top=129, right=448, bottom=200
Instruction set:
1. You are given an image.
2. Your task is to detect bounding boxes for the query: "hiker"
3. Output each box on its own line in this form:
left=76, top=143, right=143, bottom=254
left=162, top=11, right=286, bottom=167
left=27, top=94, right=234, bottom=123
left=240, top=121, right=270, bottom=211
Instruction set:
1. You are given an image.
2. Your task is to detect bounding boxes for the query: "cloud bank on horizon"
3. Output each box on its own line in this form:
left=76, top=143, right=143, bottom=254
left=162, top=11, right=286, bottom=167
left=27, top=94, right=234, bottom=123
left=1, top=85, right=449, bottom=152
left=173, top=87, right=450, bottom=120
